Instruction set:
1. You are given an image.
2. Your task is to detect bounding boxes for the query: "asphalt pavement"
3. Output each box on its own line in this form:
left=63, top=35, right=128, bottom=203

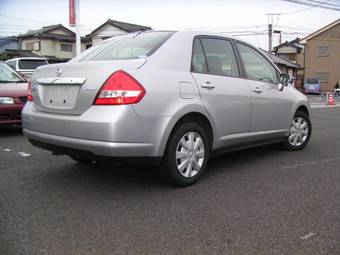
left=0, top=107, right=340, bottom=255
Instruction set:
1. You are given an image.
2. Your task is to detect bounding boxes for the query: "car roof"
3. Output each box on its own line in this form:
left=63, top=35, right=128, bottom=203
left=177, top=30, right=237, bottom=39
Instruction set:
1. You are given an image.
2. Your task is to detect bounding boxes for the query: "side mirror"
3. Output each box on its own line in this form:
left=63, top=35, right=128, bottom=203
left=280, top=73, right=290, bottom=86
left=278, top=73, right=290, bottom=91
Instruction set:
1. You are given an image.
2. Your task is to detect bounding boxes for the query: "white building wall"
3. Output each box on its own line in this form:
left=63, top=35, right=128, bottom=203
left=91, top=24, right=127, bottom=46
left=21, top=38, right=86, bottom=60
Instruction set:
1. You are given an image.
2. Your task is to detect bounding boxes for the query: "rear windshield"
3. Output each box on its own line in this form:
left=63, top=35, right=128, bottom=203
left=18, top=59, right=48, bottom=70
left=80, top=31, right=174, bottom=61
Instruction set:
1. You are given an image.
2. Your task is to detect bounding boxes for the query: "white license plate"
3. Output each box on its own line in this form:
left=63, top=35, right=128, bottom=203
left=40, top=85, right=80, bottom=108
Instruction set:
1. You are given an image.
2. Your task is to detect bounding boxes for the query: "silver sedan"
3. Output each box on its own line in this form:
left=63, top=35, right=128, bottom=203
left=22, top=31, right=312, bottom=186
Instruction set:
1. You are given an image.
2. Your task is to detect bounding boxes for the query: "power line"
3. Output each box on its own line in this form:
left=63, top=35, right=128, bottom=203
left=305, top=0, right=340, bottom=7
left=0, top=15, right=54, bottom=25
left=277, top=4, right=315, bottom=14
left=282, top=0, right=340, bottom=11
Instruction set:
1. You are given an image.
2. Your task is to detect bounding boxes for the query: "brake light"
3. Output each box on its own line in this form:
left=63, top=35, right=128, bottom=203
left=94, top=70, right=146, bottom=105
left=27, top=79, right=33, bottom=101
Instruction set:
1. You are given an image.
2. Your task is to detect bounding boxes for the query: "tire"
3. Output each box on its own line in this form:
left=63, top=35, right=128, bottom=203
left=283, top=111, right=312, bottom=151
left=70, top=156, right=95, bottom=165
left=160, top=122, right=210, bottom=186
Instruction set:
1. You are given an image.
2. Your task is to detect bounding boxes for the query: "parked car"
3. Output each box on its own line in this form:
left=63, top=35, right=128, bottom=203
left=0, top=63, right=28, bottom=125
left=5, top=57, right=48, bottom=78
left=22, top=31, right=312, bottom=186
left=304, top=78, right=321, bottom=94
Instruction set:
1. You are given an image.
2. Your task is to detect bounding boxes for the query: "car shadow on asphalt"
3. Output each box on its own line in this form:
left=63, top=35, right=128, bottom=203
left=41, top=144, right=281, bottom=193
left=0, top=125, right=23, bottom=137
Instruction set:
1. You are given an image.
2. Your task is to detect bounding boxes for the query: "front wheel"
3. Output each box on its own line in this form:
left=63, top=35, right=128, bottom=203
left=160, top=122, right=210, bottom=186
left=283, top=111, right=312, bottom=151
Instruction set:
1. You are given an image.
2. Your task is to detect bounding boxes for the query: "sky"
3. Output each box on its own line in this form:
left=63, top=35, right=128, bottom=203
left=0, top=0, right=339, bottom=49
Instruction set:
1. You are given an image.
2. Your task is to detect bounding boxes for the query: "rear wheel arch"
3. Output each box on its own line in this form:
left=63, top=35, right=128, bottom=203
left=172, top=112, right=214, bottom=150
left=160, top=111, right=215, bottom=157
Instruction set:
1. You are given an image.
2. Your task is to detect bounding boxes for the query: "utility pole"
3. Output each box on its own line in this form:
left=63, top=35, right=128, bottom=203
left=268, top=23, right=273, bottom=54
left=69, top=0, right=81, bottom=56
left=75, top=0, right=81, bottom=56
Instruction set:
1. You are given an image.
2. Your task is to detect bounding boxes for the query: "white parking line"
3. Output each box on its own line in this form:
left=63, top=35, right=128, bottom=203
left=18, top=152, right=31, bottom=157
left=300, top=232, right=316, bottom=240
left=1, top=148, right=31, bottom=157
left=311, top=104, right=340, bottom=109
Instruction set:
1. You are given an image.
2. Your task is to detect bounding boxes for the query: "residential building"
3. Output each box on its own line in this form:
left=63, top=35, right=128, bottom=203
left=17, top=24, right=87, bottom=62
left=273, top=38, right=304, bottom=65
left=301, top=19, right=340, bottom=92
left=0, top=37, right=18, bottom=53
left=2, top=49, right=42, bottom=59
left=261, top=49, right=298, bottom=76
left=273, top=38, right=305, bottom=90
left=86, top=19, right=151, bottom=47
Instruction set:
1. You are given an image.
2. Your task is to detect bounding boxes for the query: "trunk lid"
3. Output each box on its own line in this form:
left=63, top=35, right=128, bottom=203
left=31, top=59, right=146, bottom=115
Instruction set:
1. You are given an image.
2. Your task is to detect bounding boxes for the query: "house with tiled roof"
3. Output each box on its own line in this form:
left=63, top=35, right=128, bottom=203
left=273, top=38, right=304, bottom=64
left=273, top=38, right=305, bottom=90
left=0, top=36, right=18, bottom=53
left=17, top=24, right=88, bottom=62
left=86, top=19, right=152, bottom=46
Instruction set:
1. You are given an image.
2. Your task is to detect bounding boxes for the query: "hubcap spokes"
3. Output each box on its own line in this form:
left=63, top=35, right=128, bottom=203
left=176, top=132, right=205, bottom=178
left=288, top=117, right=309, bottom=147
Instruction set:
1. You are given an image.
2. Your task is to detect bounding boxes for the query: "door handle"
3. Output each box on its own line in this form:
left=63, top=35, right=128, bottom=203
left=253, top=87, right=263, bottom=94
left=201, top=81, right=215, bottom=89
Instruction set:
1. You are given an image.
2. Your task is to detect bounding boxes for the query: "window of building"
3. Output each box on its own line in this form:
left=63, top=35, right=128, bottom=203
left=317, top=46, right=329, bottom=56
left=288, top=54, right=296, bottom=61
left=25, top=41, right=40, bottom=51
left=61, top=43, right=73, bottom=52
left=317, top=72, right=329, bottom=83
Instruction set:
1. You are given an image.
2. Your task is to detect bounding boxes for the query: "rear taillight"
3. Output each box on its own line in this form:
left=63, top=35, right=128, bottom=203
left=94, top=70, right=146, bottom=105
left=27, top=79, right=33, bottom=101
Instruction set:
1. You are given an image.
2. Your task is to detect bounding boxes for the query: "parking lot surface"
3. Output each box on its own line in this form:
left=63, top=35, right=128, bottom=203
left=1, top=107, right=340, bottom=255
left=307, top=94, right=340, bottom=108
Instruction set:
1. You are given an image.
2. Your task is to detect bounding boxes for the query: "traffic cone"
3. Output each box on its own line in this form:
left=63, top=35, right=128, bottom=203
left=328, top=94, right=335, bottom=105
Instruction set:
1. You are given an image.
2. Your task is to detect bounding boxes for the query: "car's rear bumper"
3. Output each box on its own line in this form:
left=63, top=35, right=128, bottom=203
left=22, top=102, right=170, bottom=158
left=0, top=104, right=24, bottom=125
left=24, top=128, right=157, bottom=158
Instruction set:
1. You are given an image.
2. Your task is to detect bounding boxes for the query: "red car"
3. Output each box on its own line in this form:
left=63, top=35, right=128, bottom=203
left=0, top=63, right=28, bottom=125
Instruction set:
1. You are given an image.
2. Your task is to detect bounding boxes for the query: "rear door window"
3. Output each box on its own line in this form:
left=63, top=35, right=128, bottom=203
left=197, top=38, right=239, bottom=77
left=191, top=39, right=207, bottom=73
